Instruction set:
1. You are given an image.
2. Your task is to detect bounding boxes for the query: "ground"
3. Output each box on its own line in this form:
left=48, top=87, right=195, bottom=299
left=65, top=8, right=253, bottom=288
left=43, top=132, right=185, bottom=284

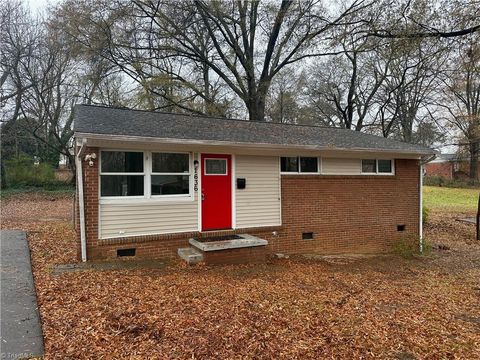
left=1, top=187, right=479, bottom=359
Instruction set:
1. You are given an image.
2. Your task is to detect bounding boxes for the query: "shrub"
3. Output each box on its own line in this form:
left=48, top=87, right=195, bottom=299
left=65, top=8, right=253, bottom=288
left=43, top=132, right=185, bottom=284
left=422, top=205, right=430, bottom=224
left=393, top=234, right=430, bottom=258
left=4, top=155, right=58, bottom=187
left=424, top=176, right=479, bottom=189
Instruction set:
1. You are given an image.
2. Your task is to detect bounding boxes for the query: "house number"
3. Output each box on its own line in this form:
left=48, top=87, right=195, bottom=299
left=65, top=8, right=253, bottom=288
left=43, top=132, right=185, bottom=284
left=194, top=170, right=198, bottom=192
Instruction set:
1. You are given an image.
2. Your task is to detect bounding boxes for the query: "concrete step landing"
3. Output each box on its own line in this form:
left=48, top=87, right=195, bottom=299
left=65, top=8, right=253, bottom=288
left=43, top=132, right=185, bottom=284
left=177, top=247, right=203, bottom=265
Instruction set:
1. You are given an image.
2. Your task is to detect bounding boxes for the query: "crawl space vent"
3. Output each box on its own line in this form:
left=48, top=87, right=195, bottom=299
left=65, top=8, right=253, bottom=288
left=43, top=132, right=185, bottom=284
left=117, top=248, right=136, bottom=257
left=397, top=225, right=406, bottom=232
left=302, top=232, right=314, bottom=240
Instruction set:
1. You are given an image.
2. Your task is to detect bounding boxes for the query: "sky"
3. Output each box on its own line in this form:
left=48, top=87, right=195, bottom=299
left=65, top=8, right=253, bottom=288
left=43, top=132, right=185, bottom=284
left=27, top=0, right=59, bottom=13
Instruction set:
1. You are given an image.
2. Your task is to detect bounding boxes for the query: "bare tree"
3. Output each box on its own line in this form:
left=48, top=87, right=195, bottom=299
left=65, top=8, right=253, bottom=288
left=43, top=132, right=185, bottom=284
left=441, top=35, right=480, bottom=181
left=0, top=0, right=37, bottom=122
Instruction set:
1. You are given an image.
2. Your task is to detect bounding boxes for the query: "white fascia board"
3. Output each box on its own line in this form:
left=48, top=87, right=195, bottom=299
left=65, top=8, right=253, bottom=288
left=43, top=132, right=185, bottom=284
left=74, top=132, right=435, bottom=158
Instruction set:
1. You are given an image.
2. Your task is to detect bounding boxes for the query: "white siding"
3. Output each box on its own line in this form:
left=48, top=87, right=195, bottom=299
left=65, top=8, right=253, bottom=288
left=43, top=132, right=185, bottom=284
left=235, top=155, right=281, bottom=228
left=99, top=201, right=198, bottom=239
left=322, top=157, right=361, bottom=174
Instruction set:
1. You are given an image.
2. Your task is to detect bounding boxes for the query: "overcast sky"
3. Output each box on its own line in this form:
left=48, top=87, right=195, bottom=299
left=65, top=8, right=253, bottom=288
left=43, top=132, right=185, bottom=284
left=28, top=0, right=59, bottom=13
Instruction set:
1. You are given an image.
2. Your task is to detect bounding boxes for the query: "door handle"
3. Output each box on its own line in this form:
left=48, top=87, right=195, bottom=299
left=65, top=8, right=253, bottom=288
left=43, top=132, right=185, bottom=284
left=201, top=193, right=205, bottom=201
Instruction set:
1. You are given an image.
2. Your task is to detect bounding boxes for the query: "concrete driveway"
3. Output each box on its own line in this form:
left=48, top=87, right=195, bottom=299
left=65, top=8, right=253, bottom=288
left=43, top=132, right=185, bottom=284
left=1, top=230, right=44, bottom=358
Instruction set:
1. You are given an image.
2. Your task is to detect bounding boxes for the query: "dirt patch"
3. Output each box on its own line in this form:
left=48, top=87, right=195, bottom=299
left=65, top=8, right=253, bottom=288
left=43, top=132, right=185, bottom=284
left=1, top=195, right=479, bottom=359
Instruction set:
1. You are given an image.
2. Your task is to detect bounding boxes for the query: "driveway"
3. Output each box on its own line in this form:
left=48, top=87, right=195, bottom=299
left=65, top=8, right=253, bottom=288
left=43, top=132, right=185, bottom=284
left=1, top=230, right=44, bottom=358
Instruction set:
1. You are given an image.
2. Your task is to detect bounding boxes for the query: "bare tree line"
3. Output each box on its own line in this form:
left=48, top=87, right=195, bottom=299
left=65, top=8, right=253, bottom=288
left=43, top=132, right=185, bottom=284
left=1, top=0, right=479, bottom=180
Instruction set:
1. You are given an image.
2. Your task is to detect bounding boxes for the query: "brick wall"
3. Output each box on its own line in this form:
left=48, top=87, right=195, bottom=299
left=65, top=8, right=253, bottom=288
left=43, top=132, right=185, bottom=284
left=424, top=162, right=453, bottom=179
left=273, top=159, right=420, bottom=255
left=76, top=155, right=420, bottom=261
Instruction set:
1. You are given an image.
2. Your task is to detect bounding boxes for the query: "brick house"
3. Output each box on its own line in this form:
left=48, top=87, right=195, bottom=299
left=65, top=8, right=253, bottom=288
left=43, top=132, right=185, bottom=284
left=74, top=105, right=435, bottom=264
left=424, top=154, right=479, bottom=180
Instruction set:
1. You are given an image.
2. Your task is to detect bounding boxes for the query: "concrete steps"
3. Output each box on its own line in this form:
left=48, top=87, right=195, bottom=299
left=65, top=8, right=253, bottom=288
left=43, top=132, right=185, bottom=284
left=177, top=247, right=203, bottom=265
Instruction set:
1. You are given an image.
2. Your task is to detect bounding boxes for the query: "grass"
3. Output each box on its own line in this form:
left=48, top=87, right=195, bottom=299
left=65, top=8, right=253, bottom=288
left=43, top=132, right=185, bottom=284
left=423, top=185, right=479, bottom=213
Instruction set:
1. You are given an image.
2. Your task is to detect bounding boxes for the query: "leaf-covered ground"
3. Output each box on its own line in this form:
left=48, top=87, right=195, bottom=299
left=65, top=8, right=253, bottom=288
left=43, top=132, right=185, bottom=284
left=1, top=193, right=479, bottom=359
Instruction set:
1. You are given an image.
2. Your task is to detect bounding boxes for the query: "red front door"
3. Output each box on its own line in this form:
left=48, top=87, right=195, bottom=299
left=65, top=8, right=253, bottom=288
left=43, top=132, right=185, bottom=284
left=201, top=154, right=232, bottom=231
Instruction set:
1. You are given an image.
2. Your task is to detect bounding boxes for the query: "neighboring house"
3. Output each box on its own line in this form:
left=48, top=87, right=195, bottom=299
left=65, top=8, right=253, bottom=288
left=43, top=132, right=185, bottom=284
left=73, top=105, right=435, bottom=264
left=424, top=154, right=478, bottom=180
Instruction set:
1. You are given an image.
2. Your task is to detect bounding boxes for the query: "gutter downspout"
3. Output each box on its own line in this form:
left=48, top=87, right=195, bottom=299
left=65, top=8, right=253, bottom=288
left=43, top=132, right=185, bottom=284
left=76, top=138, right=87, bottom=262
left=419, top=154, right=437, bottom=252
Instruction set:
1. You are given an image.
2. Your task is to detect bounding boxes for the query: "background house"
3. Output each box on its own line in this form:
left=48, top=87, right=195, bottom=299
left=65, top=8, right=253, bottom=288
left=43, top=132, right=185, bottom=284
left=425, top=154, right=479, bottom=180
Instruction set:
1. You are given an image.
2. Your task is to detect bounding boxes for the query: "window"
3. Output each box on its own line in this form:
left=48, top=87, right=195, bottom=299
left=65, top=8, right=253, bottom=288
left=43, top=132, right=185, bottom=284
left=361, top=159, right=376, bottom=173
left=378, top=160, right=392, bottom=173
left=100, top=151, right=193, bottom=199
left=300, top=157, right=318, bottom=173
left=205, top=158, right=227, bottom=175
left=100, top=151, right=144, bottom=196
left=361, top=159, right=393, bottom=174
left=281, top=157, right=298, bottom=172
left=152, top=152, right=190, bottom=195
left=281, top=157, right=318, bottom=173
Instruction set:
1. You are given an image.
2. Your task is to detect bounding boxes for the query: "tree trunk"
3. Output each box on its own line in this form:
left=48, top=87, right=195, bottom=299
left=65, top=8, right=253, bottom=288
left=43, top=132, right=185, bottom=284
left=1, top=162, right=7, bottom=189
left=469, top=141, right=479, bottom=181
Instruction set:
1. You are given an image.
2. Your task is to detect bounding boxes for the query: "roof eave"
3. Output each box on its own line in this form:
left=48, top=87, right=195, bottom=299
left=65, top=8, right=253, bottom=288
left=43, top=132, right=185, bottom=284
left=74, top=132, right=437, bottom=157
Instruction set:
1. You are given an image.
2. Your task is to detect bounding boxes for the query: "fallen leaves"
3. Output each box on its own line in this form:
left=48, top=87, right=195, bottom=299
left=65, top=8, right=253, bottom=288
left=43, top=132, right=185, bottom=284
left=1, top=194, right=480, bottom=359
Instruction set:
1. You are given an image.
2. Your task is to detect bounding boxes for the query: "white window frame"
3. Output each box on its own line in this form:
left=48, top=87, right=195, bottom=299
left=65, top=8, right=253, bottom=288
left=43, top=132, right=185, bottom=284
left=99, top=150, right=146, bottom=199
left=99, top=150, right=194, bottom=203
left=203, top=157, right=228, bottom=176
left=150, top=151, right=193, bottom=199
left=280, top=156, right=320, bottom=175
left=361, top=159, right=395, bottom=175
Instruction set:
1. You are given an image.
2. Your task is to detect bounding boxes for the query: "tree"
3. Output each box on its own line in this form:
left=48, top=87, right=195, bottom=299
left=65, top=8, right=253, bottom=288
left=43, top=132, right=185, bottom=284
left=0, top=0, right=37, bottom=122
left=441, top=34, right=480, bottom=181
left=56, top=0, right=369, bottom=120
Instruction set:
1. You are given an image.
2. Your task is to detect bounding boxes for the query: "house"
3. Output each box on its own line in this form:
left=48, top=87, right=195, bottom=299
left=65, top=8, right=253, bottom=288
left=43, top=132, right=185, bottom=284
left=73, top=105, right=436, bottom=264
left=424, top=153, right=478, bottom=180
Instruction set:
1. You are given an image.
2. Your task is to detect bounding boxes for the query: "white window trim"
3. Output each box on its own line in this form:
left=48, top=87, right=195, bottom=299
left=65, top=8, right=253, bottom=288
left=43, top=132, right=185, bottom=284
left=99, top=150, right=194, bottom=203
left=360, top=159, right=395, bottom=175
left=280, top=156, right=320, bottom=175
left=203, top=157, right=228, bottom=176
left=150, top=151, right=192, bottom=198
left=99, top=150, right=146, bottom=200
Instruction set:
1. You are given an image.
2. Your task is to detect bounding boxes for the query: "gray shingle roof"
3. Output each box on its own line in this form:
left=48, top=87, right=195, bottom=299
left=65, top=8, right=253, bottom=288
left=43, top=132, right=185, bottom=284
left=73, top=104, right=435, bottom=155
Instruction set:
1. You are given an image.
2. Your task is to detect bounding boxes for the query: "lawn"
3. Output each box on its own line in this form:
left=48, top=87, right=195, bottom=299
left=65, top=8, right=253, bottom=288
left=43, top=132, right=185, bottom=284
left=1, top=193, right=480, bottom=358
left=423, top=185, right=479, bottom=213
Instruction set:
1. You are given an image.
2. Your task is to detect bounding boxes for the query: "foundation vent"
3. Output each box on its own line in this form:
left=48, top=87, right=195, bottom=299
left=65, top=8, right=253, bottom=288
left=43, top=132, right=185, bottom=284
left=117, top=248, right=136, bottom=257
left=302, top=232, right=314, bottom=240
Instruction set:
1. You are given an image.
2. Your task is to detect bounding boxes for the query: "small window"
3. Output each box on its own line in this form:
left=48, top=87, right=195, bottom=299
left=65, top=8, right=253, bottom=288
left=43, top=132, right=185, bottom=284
left=281, top=157, right=318, bottom=173
left=361, top=159, right=393, bottom=174
left=378, top=160, right=392, bottom=173
left=152, top=152, right=191, bottom=196
left=361, top=159, right=376, bottom=173
left=205, top=159, right=227, bottom=175
left=300, top=157, right=318, bottom=173
left=100, top=151, right=144, bottom=197
left=281, top=157, right=298, bottom=172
